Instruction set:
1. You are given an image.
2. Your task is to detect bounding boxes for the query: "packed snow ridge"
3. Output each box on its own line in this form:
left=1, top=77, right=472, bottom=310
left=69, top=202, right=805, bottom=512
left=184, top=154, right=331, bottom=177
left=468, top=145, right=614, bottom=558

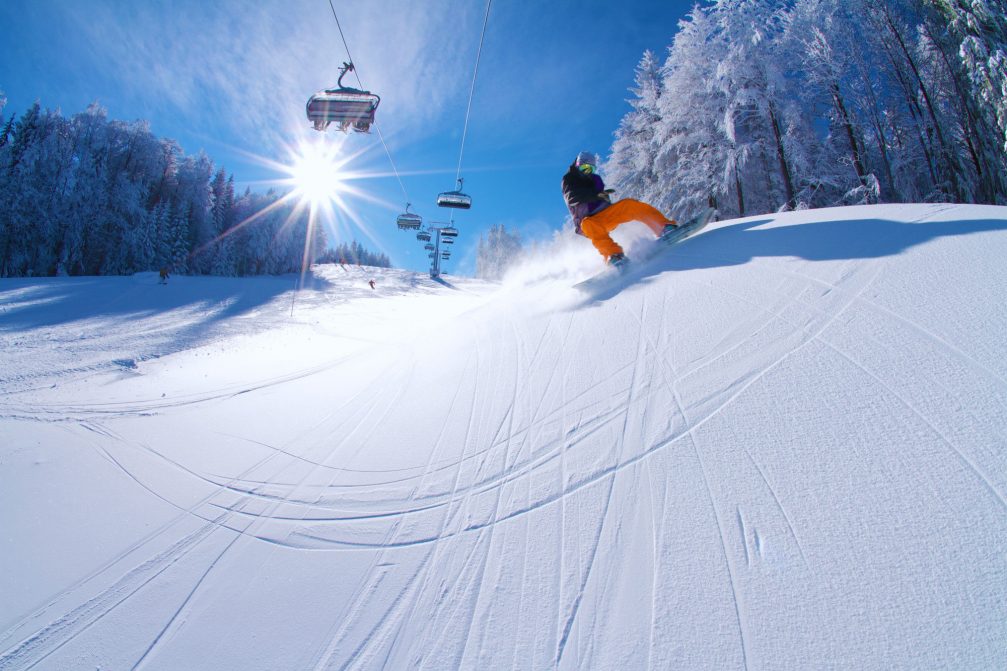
left=2, top=203, right=1005, bottom=670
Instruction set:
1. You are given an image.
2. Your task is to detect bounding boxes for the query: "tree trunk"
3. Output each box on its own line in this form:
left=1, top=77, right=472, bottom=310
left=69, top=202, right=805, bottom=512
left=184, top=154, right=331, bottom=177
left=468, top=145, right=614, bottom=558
left=831, top=82, right=868, bottom=186
left=760, top=149, right=776, bottom=211
left=768, top=102, right=796, bottom=209
left=735, top=163, right=745, bottom=216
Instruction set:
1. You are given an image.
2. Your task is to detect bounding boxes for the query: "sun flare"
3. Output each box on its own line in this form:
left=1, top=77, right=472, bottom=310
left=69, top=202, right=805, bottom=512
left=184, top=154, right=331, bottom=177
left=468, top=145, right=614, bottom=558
left=220, top=132, right=406, bottom=280
left=289, top=141, right=346, bottom=207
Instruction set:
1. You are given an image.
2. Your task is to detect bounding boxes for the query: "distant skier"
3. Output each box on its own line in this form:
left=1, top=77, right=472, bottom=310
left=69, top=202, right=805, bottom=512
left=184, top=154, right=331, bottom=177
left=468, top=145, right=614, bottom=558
left=561, top=151, right=678, bottom=267
left=159, top=266, right=170, bottom=285
left=368, top=279, right=376, bottom=289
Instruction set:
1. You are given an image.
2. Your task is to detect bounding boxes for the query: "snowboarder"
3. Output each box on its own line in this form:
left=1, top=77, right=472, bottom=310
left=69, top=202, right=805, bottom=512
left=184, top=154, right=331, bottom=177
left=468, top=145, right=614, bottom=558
left=561, top=151, right=678, bottom=267
left=159, top=266, right=170, bottom=285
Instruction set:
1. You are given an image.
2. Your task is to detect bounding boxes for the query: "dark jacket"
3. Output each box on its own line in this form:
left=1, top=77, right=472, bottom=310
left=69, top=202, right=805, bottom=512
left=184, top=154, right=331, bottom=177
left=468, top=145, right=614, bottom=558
left=561, top=163, right=609, bottom=235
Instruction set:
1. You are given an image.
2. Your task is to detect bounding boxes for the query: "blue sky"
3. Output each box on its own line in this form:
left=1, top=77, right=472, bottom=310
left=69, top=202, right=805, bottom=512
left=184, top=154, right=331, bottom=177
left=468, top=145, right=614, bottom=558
left=0, top=0, right=695, bottom=275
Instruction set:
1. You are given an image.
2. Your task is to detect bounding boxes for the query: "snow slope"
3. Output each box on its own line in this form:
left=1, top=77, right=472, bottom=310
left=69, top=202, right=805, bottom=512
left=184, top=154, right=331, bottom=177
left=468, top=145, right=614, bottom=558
left=1, top=204, right=1006, bottom=670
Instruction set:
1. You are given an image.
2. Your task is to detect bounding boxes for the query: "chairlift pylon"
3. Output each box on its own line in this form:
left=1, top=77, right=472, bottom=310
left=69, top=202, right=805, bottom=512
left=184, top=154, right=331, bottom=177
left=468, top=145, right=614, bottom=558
left=307, top=62, right=380, bottom=133
left=437, top=178, right=472, bottom=209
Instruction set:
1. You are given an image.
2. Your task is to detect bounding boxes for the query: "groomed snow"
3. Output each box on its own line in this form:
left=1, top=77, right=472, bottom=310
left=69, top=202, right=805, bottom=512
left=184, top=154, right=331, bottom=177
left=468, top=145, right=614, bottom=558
left=1, top=203, right=1005, bottom=670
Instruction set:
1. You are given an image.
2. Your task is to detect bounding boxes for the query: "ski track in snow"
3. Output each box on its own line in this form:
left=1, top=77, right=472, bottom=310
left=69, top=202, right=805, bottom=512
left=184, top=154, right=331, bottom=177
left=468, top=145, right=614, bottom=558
left=2, top=206, right=1007, bottom=669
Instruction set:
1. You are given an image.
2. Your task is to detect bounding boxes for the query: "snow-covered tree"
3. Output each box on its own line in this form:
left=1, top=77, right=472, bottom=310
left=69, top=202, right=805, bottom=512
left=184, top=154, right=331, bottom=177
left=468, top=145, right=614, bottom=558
left=934, top=0, right=1007, bottom=151
left=925, top=0, right=1007, bottom=202
left=781, top=0, right=883, bottom=206
left=476, top=224, right=523, bottom=280
left=209, top=169, right=237, bottom=275
left=713, top=0, right=813, bottom=211
left=606, top=50, right=664, bottom=202
left=656, top=4, right=736, bottom=216
left=0, top=91, right=11, bottom=150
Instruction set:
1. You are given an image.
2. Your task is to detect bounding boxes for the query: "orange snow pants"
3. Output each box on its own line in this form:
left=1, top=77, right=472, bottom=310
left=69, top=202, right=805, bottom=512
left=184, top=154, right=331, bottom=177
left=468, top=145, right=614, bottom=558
left=580, top=199, right=676, bottom=259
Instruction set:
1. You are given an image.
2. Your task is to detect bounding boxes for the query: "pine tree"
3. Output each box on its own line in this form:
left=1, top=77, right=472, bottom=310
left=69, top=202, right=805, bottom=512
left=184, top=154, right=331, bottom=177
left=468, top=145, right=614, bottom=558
left=653, top=5, right=733, bottom=216
left=934, top=0, right=1007, bottom=152
left=476, top=224, right=522, bottom=280
left=927, top=0, right=1007, bottom=201
left=168, top=205, right=190, bottom=274
left=606, top=51, right=664, bottom=202
left=0, top=114, right=14, bottom=149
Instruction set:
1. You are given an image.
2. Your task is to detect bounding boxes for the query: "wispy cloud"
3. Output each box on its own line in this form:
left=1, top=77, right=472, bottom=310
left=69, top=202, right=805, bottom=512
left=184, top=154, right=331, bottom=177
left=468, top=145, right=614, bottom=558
left=63, top=0, right=486, bottom=152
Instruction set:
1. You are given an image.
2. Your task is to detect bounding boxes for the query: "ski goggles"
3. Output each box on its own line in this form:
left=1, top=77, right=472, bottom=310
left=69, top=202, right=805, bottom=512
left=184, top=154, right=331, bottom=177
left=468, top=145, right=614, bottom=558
left=578, top=163, right=595, bottom=175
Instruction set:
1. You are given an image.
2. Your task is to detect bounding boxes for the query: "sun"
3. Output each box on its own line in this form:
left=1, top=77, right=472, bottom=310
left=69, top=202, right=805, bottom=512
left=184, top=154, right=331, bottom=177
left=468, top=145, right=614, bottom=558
left=289, top=140, right=346, bottom=208
left=218, top=133, right=403, bottom=278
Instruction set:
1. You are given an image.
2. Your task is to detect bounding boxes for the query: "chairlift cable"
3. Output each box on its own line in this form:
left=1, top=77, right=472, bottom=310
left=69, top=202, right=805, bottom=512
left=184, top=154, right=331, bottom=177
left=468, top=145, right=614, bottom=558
left=327, top=0, right=357, bottom=75
left=455, top=0, right=493, bottom=183
left=325, top=0, right=411, bottom=206
left=374, top=125, right=411, bottom=206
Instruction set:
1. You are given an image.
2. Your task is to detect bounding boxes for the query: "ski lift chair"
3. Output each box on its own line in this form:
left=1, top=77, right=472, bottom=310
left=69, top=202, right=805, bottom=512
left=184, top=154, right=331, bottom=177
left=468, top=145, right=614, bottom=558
left=396, top=204, right=422, bottom=231
left=436, top=178, right=472, bottom=209
left=307, top=63, right=381, bottom=133
left=439, top=226, right=459, bottom=238
left=416, top=230, right=432, bottom=242
left=424, top=243, right=435, bottom=251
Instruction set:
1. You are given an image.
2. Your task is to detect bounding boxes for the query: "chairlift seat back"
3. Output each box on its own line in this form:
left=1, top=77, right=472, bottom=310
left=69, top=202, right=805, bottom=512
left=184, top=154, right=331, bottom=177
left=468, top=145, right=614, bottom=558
left=436, top=190, right=472, bottom=209
left=307, top=88, right=380, bottom=133
left=396, top=213, right=422, bottom=230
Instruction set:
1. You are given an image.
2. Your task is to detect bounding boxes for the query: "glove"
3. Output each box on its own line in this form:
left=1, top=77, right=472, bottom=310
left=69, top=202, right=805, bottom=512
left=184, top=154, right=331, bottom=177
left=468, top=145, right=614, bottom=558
left=597, top=191, right=612, bottom=203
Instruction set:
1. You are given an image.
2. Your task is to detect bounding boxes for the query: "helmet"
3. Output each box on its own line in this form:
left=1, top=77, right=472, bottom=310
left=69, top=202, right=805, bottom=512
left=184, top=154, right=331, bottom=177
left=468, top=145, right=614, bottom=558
left=575, top=151, right=597, bottom=167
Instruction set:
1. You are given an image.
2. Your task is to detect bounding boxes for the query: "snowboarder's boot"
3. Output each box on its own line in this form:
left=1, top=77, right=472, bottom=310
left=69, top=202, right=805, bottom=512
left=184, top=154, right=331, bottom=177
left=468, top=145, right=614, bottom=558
left=658, top=223, right=680, bottom=242
left=607, top=253, right=629, bottom=270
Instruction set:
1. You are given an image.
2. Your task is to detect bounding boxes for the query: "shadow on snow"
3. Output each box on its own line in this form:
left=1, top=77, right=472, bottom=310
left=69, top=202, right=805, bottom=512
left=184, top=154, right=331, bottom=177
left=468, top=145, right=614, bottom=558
left=581, top=212, right=1007, bottom=303
left=0, top=270, right=335, bottom=339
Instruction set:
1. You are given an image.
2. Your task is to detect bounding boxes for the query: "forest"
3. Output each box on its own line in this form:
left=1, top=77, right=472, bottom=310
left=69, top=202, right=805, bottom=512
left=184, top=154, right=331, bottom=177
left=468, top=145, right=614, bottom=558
left=605, top=0, right=1007, bottom=218
left=316, top=241, right=391, bottom=268
left=0, top=101, right=388, bottom=278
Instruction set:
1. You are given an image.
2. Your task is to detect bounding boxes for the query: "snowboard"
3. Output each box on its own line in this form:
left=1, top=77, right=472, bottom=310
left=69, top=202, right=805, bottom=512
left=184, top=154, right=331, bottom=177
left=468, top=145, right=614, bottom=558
left=574, top=207, right=715, bottom=291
